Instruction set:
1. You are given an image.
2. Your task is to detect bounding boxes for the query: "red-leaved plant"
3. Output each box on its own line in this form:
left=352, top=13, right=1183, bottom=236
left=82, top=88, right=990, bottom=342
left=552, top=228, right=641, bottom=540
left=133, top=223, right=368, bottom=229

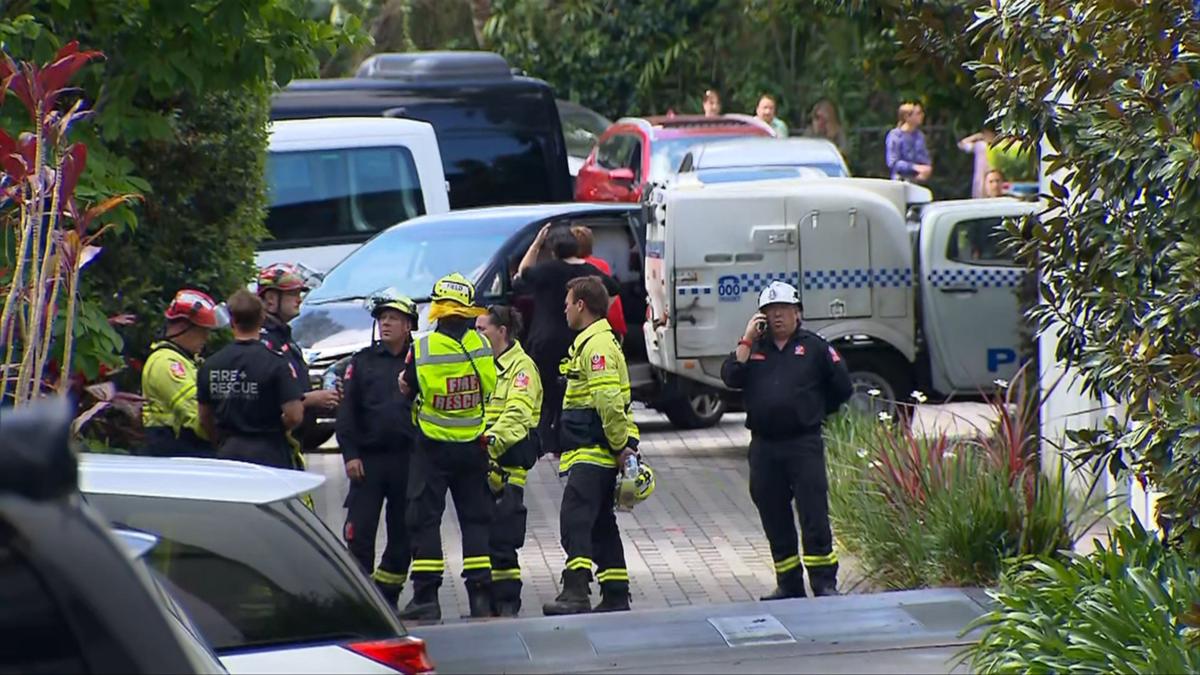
left=0, top=42, right=141, bottom=405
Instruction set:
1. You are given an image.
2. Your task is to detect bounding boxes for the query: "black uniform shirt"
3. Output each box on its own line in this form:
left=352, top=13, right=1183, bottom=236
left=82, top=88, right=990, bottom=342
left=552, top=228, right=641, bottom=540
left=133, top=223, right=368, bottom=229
left=261, top=315, right=311, bottom=391
left=720, top=327, right=853, bottom=439
left=336, top=342, right=415, bottom=461
left=197, top=340, right=304, bottom=440
left=512, top=260, right=621, bottom=363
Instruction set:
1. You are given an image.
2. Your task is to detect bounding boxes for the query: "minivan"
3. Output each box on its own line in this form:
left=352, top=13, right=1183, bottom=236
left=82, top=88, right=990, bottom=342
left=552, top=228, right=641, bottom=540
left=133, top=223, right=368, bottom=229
left=271, top=51, right=573, bottom=211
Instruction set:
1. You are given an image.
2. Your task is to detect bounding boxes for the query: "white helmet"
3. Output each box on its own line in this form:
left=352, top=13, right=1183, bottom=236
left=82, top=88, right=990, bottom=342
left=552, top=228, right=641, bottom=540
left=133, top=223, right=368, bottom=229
left=758, top=281, right=801, bottom=309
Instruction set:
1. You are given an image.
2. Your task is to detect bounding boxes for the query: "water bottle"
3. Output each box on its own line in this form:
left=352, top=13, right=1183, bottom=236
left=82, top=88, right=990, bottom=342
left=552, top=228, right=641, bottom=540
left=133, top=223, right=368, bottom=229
left=624, top=454, right=639, bottom=479
left=322, top=369, right=339, bottom=391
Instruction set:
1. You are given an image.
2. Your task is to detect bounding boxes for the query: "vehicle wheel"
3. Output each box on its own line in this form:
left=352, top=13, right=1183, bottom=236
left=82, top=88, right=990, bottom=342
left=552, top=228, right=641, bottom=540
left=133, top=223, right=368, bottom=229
left=842, top=350, right=912, bottom=419
left=662, top=385, right=727, bottom=429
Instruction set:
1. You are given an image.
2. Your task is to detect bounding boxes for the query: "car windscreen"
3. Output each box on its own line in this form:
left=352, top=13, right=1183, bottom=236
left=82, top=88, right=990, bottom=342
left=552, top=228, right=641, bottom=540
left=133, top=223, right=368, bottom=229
left=265, top=146, right=426, bottom=247
left=649, top=134, right=758, bottom=182
left=83, top=493, right=399, bottom=652
left=306, top=221, right=512, bottom=303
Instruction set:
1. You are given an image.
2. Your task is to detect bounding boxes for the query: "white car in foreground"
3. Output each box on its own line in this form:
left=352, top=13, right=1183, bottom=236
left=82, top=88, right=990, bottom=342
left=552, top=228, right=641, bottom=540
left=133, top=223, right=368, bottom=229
left=79, top=455, right=435, bottom=675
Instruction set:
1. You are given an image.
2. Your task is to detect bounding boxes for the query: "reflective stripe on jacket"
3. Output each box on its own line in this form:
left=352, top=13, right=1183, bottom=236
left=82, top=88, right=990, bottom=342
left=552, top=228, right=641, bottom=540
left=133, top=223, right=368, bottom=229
left=142, top=341, right=206, bottom=440
left=484, top=340, right=542, bottom=462
left=413, top=329, right=497, bottom=442
left=558, top=319, right=639, bottom=473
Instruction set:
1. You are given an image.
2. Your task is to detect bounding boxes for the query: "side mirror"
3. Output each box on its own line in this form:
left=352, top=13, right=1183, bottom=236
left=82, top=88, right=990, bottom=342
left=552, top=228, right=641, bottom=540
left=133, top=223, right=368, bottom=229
left=610, top=167, right=635, bottom=185
left=0, top=397, right=78, bottom=500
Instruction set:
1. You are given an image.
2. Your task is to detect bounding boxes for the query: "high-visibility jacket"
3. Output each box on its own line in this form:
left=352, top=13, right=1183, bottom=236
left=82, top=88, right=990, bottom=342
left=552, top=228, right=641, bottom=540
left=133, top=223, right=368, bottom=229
left=558, top=318, right=639, bottom=474
left=142, top=341, right=207, bottom=440
left=483, top=340, right=542, bottom=487
left=413, top=328, right=497, bottom=442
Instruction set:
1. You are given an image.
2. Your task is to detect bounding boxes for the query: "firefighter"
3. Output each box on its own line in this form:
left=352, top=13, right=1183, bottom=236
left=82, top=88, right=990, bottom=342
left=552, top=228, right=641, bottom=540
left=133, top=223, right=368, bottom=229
left=197, top=290, right=305, bottom=468
left=256, top=262, right=340, bottom=467
left=141, top=289, right=227, bottom=457
left=719, top=281, right=852, bottom=598
left=336, top=288, right=420, bottom=607
left=474, top=305, right=541, bottom=617
left=397, top=273, right=497, bottom=621
left=543, top=276, right=639, bottom=616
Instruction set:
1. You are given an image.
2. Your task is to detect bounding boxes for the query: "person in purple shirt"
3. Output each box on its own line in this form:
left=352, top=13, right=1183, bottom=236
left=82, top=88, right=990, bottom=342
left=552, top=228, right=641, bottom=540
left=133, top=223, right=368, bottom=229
left=885, top=102, right=932, bottom=183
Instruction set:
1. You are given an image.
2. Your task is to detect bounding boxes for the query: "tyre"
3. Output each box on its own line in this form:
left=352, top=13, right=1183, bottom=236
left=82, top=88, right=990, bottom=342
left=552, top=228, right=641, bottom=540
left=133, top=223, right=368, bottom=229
left=841, top=349, right=912, bottom=418
left=661, top=384, right=727, bottom=429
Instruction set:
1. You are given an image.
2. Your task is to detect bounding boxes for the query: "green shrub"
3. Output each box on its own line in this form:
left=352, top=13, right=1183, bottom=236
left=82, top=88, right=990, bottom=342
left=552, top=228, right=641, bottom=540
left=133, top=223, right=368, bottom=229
left=823, top=379, right=1105, bottom=589
left=964, top=521, right=1200, bottom=673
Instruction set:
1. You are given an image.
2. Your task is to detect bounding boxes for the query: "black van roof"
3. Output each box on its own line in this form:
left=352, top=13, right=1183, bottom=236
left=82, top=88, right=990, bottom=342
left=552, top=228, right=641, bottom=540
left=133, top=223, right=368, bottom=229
left=283, top=50, right=551, bottom=92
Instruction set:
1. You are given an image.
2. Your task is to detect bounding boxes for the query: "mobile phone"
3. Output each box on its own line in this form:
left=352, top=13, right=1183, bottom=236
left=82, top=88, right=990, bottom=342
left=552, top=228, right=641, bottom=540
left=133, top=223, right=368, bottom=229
left=755, top=319, right=767, bottom=334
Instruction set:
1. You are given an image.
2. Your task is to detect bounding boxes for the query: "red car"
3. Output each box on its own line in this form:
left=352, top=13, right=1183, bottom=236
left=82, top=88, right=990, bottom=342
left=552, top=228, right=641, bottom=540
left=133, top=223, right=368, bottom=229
left=574, top=114, right=774, bottom=202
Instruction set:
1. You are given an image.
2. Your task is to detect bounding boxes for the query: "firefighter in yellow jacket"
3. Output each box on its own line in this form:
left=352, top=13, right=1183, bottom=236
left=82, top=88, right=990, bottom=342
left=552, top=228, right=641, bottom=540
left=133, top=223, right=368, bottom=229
left=141, top=289, right=228, bottom=457
left=475, top=305, right=542, bottom=617
left=398, top=273, right=498, bottom=621
left=543, top=276, right=640, bottom=616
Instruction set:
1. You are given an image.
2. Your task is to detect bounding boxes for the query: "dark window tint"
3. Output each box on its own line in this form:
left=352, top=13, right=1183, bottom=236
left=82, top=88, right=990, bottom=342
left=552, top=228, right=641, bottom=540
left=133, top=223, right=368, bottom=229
left=266, top=146, right=426, bottom=246
left=440, top=132, right=552, bottom=207
left=946, top=217, right=1015, bottom=265
left=597, top=135, right=638, bottom=171
left=0, top=545, right=87, bottom=674
left=85, top=494, right=398, bottom=651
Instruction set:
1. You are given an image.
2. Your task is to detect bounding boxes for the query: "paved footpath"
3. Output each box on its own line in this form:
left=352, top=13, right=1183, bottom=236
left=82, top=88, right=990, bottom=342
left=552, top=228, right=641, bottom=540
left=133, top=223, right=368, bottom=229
left=307, top=407, right=870, bottom=623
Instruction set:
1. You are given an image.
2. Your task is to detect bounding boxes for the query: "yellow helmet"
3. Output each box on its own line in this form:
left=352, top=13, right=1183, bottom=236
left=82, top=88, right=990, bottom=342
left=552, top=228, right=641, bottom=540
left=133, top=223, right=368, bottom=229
left=430, top=273, right=476, bottom=307
left=614, top=458, right=655, bottom=511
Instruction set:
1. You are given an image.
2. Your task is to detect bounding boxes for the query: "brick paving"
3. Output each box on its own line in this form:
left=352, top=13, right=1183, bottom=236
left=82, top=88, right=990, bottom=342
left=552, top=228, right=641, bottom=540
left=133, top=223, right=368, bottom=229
left=307, top=406, right=869, bottom=623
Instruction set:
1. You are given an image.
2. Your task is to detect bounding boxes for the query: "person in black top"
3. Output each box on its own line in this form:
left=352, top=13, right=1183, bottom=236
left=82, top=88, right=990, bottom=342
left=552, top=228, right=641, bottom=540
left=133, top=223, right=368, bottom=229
left=513, top=224, right=621, bottom=456
left=335, top=289, right=419, bottom=607
left=198, top=290, right=304, bottom=469
left=256, top=263, right=340, bottom=457
left=720, top=281, right=852, bottom=599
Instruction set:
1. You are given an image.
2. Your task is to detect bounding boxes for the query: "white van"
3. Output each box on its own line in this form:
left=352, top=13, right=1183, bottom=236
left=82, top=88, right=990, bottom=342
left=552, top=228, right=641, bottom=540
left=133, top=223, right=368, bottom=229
left=257, top=117, right=450, bottom=273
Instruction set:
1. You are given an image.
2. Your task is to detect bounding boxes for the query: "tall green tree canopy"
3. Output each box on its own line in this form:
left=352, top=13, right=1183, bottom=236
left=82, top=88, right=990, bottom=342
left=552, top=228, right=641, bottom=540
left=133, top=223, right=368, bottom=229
left=0, top=1, right=364, bottom=372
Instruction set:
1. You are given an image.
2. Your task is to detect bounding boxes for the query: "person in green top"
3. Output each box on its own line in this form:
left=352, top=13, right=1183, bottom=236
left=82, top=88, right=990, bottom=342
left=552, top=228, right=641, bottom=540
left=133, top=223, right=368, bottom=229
left=476, top=304, right=543, bottom=617
left=756, top=94, right=789, bottom=138
left=141, top=289, right=227, bottom=457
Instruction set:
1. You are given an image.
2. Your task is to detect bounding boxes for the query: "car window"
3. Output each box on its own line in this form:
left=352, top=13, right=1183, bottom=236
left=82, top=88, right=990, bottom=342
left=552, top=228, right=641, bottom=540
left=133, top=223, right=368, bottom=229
left=266, top=146, right=426, bottom=246
left=946, top=217, right=1014, bottom=265
left=560, top=108, right=611, bottom=158
left=84, top=494, right=399, bottom=652
left=439, top=132, right=553, bottom=208
left=0, top=545, right=88, bottom=674
left=649, top=134, right=757, bottom=182
left=597, top=135, right=636, bottom=171
left=310, top=222, right=511, bottom=302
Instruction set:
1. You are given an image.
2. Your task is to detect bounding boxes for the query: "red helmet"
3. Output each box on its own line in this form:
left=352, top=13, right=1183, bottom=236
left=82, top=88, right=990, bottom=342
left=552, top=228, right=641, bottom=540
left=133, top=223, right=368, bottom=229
left=256, top=263, right=320, bottom=296
left=164, top=289, right=229, bottom=329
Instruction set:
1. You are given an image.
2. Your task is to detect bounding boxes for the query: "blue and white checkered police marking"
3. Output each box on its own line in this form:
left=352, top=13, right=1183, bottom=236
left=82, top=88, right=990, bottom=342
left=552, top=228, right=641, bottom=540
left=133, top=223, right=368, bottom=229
left=927, top=268, right=1024, bottom=288
left=677, top=285, right=713, bottom=296
left=802, top=268, right=913, bottom=290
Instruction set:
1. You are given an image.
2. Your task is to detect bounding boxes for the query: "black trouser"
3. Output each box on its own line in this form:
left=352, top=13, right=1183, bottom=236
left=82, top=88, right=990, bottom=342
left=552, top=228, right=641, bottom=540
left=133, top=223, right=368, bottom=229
left=533, top=352, right=564, bottom=456
left=407, top=437, right=494, bottom=591
left=559, top=462, right=627, bottom=590
left=489, top=482, right=527, bottom=604
left=142, top=426, right=214, bottom=458
left=344, top=451, right=411, bottom=590
left=217, top=435, right=292, bottom=469
left=748, top=434, right=838, bottom=592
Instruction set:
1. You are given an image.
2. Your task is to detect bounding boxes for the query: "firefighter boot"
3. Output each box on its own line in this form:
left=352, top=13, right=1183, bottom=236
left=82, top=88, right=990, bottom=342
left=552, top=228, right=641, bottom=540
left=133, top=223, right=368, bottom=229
left=398, top=582, right=441, bottom=621
left=491, top=579, right=522, bottom=618
left=760, top=567, right=807, bottom=601
left=809, top=567, right=840, bottom=597
left=466, top=580, right=493, bottom=619
left=542, top=569, right=592, bottom=616
left=374, top=580, right=403, bottom=608
left=593, top=581, right=631, bottom=613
